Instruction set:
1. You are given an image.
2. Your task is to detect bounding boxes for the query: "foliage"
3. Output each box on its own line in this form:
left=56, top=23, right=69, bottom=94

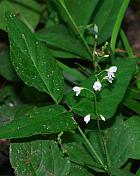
left=0, top=0, right=139, bottom=175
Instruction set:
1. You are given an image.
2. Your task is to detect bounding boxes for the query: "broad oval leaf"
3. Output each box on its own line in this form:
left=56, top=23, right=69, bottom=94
left=87, top=116, right=140, bottom=169
left=6, top=13, right=64, bottom=103
left=36, top=24, right=91, bottom=60
left=10, top=140, right=70, bottom=176
left=0, top=105, right=77, bottom=139
left=91, top=0, right=124, bottom=44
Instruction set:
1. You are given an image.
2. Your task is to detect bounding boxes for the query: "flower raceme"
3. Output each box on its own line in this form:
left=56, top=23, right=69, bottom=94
left=73, top=66, right=117, bottom=95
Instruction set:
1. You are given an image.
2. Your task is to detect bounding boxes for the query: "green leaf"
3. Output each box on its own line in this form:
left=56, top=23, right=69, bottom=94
left=52, top=0, right=98, bottom=28
left=0, top=105, right=77, bottom=139
left=86, top=116, right=140, bottom=173
left=0, top=85, right=20, bottom=122
left=63, top=0, right=99, bottom=28
left=49, top=47, right=79, bottom=59
left=64, top=142, right=101, bottom=169
left=97, top=58, right=136, bottom=118
left=0, top=0, right=41, bottom=30
left=66, top=93, right=96, bottom=118
left=69, top=163, right=94, bottom=176
left=0, top=50, right=19, bottom=81
left=10, top=140, right=70, bottom=176
left=90, top=0, right=125, bottom=44
left=58, top=61, right=86, bottom=82
left=124, top=98, right=140, bottom=115
left=136, top=169, right=140, bottom=176
left=126, top=116, right=140, bottom=159
left=109, top=168, right=134, bottom=176
left=36, top=24, right=91, bottom=60
left=6, top=13, right=64, bottom=103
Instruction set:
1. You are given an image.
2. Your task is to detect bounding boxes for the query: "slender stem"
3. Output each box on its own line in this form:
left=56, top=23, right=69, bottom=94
left=77, top=126, right=106, bottom=170
left=59, top=0, right=93, bottom=59
left=83, top=87, right=111, bottom=173
left=94, top=92, right=111, bottom=172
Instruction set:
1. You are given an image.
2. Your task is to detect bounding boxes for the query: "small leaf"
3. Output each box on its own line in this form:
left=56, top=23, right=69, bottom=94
left=10, top=140, right=70, bottom=176
left=0, top=105, right=77, bottom=139
left=0, top=0, right=41, bottom=30
left=0, top=51, right=19, bottom=81
left=6, top=12, right=64, bottom=103
left=86, top=116, right=140, bottom=169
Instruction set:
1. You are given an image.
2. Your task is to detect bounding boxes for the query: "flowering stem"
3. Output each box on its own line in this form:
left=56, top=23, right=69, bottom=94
left=94, top=93, right=112, bottom=174
left=83, top=87, right=111, bottom=173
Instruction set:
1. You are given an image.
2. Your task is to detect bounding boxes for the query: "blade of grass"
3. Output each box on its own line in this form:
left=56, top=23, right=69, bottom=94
left=120, top=29, right=134, bottom=58
left=110, top=0, right=131, bottom=52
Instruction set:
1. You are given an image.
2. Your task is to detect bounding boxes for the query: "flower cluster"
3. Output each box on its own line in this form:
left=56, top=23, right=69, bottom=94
left=72, top=66, right=117, bottom=124
left=93, top=66, right=117, bottom=91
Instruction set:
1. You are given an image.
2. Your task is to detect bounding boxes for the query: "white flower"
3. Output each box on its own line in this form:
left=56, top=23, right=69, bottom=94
left=73, top=86, right=83, bottom=96
left=93, top=80, right=102, bottom=91
left=107, top=76, right=114, bottom=83
left=107, top=66, right=117, bottom=79
left=84, top=114, right=91, bottom=124
left=99, top=114, right=106, bottom=121
left=104, top=66, right=117, bottom=83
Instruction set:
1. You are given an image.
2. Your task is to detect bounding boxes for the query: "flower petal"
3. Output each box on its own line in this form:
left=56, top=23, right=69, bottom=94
left=93, top=80, right=102, bottom=91
left=84, top=114, right=91, bottom=124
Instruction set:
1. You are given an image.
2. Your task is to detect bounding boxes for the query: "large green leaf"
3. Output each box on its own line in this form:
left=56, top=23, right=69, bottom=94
left=87, top=116, right=140, bottom=172
left=97, top=58, right=136, bottom=118
left=10, top=140, right=70, bottom=176
left=126, top=117, right=140, bottom=159
left=66, top=58, right=136, bottom=119
left=69, top=163, right=94, bottom=176
left=110, top=168, right=134, bottom=176
left=6, top=13, right=64, bottom=103
left=0, top=105, right=77, bottom=139
left=36, top=24, right=91, bottom=60
left=63, top=142, right=103, bottom=173
left=0, top=0, right=41, bottom=30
